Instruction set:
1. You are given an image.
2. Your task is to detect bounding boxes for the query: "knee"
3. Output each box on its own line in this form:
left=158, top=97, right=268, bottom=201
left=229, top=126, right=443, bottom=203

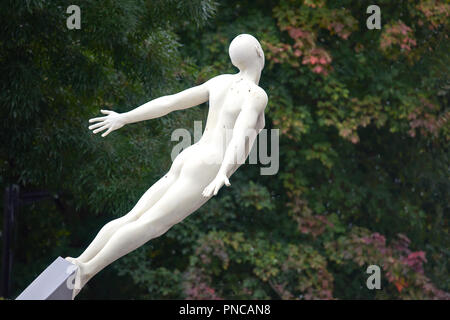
left=102, top=218, right=123, bottom=233
left=112, top=218, right=168, bottom=241
left=105, top=215, right=134, bottom=230
left=142, top=218, right=171, bottom=238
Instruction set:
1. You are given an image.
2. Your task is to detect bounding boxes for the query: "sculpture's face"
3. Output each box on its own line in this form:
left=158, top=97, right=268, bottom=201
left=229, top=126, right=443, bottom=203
left=229, top=34, right=265, bottom=71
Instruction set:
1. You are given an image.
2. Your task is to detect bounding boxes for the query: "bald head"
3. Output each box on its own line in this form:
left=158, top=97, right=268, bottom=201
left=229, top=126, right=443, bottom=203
left=229, top=34, right=265, bottom=72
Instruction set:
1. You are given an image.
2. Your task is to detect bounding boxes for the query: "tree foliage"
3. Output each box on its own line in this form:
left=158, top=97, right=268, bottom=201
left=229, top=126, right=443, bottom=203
left=1, top=0, right=448, bottom=299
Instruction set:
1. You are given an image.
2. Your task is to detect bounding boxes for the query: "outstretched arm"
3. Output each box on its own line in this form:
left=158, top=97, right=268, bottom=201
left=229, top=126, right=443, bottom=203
left=88, top=83, right=209, bottom=137
left=202, top=90, right=268, bottom=197
left=121, top=84, right=209, bottom=124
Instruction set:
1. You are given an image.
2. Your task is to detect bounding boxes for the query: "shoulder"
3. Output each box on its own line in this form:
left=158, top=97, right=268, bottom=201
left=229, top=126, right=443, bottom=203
left=249, top=85, right=268, bottom=111
left=252, top=85, right=268, bottom=102
left=204, top=74, right=234, bottom=87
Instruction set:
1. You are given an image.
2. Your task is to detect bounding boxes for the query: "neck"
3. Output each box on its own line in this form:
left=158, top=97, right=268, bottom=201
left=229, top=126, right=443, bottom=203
left=237, top=66, right=261, bottom=85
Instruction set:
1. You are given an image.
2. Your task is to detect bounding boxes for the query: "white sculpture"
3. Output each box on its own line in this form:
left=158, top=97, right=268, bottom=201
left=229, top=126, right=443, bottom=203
left=66, top=34, right=268, bottom=297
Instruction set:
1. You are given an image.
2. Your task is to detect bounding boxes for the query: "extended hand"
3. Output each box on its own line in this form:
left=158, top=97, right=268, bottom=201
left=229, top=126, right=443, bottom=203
left=202, top=173, right=231, bottom=197
left=88, top=110, right=126, bottom=137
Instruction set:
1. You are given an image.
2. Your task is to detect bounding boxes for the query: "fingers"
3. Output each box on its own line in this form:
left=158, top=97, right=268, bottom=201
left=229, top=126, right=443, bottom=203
left=202, top=186, right=212, bottom=197
left=202, top=182, right=216, bottom=197
left=93, top=124, right=109, bottom=134
left=89, top=110, right=113, bottom=123
left=89, top=116, right=107, bottom=123
left=101, top=127, right=113, bottom=138
left=214, top=185, right=220, bottom=196
left=89, top=121, right=106, bottom=130
left=202, top=176, right=231, bottom=197
left=88, top=110, right=112, bottom=123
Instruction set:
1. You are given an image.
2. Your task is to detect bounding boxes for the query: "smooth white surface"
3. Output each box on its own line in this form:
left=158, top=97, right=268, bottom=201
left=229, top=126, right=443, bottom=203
left=66, top=34, right=268, bottom=297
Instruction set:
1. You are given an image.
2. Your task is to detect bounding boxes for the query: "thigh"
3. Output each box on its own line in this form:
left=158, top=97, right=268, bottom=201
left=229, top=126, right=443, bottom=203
left=137, top=175, right=210, bottom=229
left=137, top=144, right=222, bottom=227
left=123, top=145, right=200, bottom=220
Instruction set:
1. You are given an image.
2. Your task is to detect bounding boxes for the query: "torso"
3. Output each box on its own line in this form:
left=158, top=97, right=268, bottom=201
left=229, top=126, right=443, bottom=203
left=174, top=74, right=266, bottom=180
left=199, top=74, right=265, bottom=150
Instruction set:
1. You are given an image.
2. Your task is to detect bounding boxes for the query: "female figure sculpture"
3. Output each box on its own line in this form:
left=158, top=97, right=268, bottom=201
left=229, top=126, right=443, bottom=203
left=66, top=34, right=268, bottom=297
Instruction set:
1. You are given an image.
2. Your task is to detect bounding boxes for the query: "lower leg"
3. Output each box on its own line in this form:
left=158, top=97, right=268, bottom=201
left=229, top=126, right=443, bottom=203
left=73, top=218, right=169, bottom=293
left=73, top=217, right=129, bottom=263
left=71, top=175, right=206, bottom=296
left=71, top=174, right=176, bottom=263
left=81, top=177, right=205, bottom=277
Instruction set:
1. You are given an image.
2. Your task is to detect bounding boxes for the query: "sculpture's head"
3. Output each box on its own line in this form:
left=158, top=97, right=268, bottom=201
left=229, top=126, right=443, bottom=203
left=229, top=34, right=265, bottom=72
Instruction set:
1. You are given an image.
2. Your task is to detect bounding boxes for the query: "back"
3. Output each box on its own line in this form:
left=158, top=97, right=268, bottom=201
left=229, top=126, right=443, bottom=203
left=201, top=74, right=266, bottom=143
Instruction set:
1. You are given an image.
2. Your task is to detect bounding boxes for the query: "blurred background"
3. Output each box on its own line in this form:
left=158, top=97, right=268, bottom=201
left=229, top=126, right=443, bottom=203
left=0, top=0, right=448, bottom=299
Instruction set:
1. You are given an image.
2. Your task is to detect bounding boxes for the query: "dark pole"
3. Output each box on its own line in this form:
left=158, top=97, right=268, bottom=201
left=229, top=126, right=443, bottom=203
left=1, top=185, right=19, bottom=298
left=1, top=187, right=63, bottom=298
